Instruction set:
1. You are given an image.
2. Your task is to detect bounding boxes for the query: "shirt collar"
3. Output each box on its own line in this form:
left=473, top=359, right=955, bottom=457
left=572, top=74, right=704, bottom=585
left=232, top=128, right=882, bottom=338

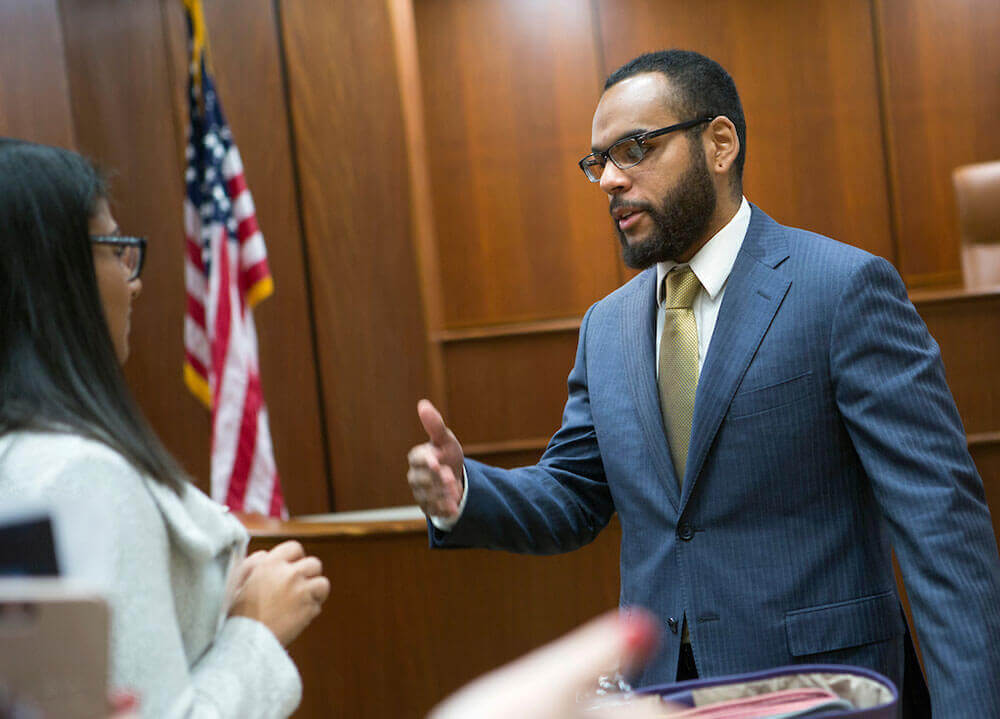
left=657, top=196, right=751, bottom=306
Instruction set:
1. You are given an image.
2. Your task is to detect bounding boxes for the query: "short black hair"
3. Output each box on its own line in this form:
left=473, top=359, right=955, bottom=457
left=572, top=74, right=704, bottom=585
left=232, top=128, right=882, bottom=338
left=0, top=139, right=185, bottom=492
left=604, top=50, right=747, bottom=184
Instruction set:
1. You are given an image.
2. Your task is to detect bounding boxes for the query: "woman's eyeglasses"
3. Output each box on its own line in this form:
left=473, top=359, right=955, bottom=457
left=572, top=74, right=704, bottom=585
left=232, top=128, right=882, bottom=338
left=90, top=235, right=147, bottom=281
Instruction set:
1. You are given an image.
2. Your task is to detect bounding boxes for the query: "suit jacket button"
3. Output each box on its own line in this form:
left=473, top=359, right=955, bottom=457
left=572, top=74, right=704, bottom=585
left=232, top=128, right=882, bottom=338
left=677, top=523, right=695, bottom=541
left=667, top=617, right=679, bottom=634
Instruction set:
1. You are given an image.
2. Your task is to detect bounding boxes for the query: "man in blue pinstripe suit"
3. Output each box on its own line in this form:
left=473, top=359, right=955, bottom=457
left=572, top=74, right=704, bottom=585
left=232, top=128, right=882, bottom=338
left=407, top=50, right=1000, bottom=716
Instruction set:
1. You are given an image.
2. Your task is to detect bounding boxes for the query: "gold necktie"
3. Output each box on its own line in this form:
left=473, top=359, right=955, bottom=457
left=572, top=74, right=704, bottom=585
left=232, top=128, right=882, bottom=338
left=658, top=266, right=701, bottom=485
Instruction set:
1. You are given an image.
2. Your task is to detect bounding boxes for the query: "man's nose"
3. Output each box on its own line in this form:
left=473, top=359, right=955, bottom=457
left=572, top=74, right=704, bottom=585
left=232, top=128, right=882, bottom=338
left=598, top=161, right=630, bottom=195
left=129, top=277, right=143, bottom=299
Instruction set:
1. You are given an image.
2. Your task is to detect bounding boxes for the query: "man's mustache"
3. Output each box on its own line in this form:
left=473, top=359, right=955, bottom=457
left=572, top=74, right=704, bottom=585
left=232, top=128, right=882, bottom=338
left=609, top=199, right=654, bottom=218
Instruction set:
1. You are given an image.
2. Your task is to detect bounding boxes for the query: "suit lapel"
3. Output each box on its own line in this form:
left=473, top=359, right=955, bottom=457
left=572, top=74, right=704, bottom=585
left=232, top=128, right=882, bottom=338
left=621, top=269, right=682, bottom=510
left=680, top=207, right=791, bottom=509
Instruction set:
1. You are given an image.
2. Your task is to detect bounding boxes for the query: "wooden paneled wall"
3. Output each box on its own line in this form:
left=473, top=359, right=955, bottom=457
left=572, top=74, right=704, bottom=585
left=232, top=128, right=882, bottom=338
left=2, top=0, right=998, bottom=515
left=876, top=0, right=1000, bottom=285
left=412, top=0, right=1000, bottom=479
left=278, top=0, right=433, bottom=509
left=0, top=0, right=76, bottom=147
left=415, top=0, right=622, bottom=330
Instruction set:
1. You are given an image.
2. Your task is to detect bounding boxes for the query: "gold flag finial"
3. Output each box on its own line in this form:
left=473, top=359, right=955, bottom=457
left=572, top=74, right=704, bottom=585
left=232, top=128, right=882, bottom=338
left=183, top=0, right=209, bottom=91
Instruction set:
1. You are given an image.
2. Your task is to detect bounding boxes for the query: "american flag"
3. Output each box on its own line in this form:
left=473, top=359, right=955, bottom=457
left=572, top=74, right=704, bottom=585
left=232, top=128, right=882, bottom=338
left=182, top=11, right=286, bottom=517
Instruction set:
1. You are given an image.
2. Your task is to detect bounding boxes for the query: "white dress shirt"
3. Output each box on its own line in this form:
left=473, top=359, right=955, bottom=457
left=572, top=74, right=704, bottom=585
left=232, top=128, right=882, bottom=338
left=655, top=197, right=751, bottom=375
left=433, top=197, right=752, bottom=531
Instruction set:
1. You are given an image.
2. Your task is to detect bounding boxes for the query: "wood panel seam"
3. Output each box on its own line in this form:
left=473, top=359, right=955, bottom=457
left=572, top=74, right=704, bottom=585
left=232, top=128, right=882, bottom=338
left=272, top=0, right=336, bottom=510
left=53, top=0, right=80, bottom=150
left=869, top=0, right=904, bottom=273
left=156, top=0, right=187, bottom=194
left=386, top=0, right=449, bottom=414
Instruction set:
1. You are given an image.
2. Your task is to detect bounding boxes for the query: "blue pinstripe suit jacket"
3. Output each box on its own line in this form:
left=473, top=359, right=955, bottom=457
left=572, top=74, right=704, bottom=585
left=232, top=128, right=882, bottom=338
left=431, top=205, right=1000, bottom=715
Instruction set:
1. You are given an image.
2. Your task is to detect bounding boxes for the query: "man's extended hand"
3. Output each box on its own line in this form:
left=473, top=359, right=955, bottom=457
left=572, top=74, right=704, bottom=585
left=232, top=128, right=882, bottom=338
left=407, top=399, right=466, bottom=519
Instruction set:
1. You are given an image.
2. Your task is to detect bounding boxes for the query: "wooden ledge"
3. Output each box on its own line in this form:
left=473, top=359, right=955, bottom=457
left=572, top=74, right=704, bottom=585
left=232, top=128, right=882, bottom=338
left=908, top=284, right=1000, bottom=306
left=433, top=316, right=582, bottom=343
left=237, top=506, right=428, bottom=539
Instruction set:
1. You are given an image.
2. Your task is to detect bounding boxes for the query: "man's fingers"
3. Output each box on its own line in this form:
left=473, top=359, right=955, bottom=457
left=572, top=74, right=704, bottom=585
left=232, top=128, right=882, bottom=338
left=417, top=399, right=451, bottom=447
left=408, top=443, right=440, bottom=471
left=407, top=443, right=430, bottom=467
left=411, top=402, right=463, bottom=516
left=436, top=461, right=456, bottom=489
left=408, top=462, right=460, bottom=517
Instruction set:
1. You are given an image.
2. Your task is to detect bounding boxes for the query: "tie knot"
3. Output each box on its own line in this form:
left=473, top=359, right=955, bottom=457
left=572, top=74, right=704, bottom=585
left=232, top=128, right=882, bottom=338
left=664, top=266, right=701, bottom=309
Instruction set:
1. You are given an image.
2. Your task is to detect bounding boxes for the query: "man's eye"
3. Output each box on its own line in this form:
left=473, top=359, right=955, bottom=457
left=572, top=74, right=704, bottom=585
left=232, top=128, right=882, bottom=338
left=113, top=246, right=127, bottom=258
left=615, top=141, right=644, bottom=164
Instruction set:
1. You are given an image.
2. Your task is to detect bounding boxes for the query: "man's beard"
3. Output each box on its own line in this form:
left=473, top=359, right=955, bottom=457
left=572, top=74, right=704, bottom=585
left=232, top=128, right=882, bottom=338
left=613, top=140, right=717, bottom=270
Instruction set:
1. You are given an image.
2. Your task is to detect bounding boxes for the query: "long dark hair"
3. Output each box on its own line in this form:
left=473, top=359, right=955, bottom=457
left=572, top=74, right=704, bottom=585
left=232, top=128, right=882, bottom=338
left=0, top=139, right=184, bottom=492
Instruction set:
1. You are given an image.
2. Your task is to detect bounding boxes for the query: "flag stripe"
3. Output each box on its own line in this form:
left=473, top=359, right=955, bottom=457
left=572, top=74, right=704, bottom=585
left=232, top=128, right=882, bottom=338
left=185, top=238, right=205, bottom=271
left=226, top=372, right=263, bottom=509
left=184, top=350, right=208, bottom=381
left=240, top=232, right=269, bottom=268
left=185, top=293, right=206, bottom=327
left=236, top=214, right=259, bottom=245
left=241, top=260, right=271, bottom=296
left=226, top=172, right=247, bottom=199
left=211, top=232, right=234, bottom=410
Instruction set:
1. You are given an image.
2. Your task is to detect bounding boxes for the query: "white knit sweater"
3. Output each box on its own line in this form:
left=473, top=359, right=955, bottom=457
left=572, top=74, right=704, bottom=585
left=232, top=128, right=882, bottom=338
left=0, top=431, right=302, bottom=718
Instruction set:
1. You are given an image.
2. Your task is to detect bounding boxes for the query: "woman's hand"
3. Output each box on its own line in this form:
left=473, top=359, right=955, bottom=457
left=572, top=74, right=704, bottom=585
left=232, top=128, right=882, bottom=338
left=229, top=540, right=330, bottom=646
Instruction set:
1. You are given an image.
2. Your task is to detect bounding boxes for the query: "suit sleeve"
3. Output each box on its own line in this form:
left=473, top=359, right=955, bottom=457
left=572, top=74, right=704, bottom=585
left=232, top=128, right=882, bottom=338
left=830, top=255, right=1000, bottom=716
left=431, top=304, right=615, bottom=554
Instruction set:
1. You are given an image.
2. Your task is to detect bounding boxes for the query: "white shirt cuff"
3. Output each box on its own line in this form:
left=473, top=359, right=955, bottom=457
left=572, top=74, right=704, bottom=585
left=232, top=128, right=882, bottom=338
left=429, top=465, right=469, bottom=532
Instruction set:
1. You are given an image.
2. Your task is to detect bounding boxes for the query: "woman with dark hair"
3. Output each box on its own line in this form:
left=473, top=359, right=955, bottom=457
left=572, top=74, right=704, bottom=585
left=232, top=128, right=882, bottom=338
left=0, top=139, right=329, bottom=718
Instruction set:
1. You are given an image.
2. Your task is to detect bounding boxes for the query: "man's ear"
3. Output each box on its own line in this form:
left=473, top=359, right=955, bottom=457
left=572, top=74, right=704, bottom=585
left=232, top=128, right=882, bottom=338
left=705, top=116, right=739, bottom=177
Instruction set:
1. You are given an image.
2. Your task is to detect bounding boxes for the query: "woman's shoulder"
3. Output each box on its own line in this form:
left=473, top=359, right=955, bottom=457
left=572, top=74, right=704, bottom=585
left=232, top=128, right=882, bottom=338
left=0, top=431, right=169, bottom=581
left=0, top=430, right=245, bottom=557
left=0, top=430, right=137, bottom=478
left=0, top=430, right=151, bottom=507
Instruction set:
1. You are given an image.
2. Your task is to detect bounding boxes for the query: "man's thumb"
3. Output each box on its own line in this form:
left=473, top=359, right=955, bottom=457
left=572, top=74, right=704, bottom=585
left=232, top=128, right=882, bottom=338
left=417, top=399, right=450, bottom=446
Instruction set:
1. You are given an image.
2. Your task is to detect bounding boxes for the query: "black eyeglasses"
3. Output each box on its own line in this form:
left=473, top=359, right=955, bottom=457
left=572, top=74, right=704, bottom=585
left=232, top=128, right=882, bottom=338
left=90, top=235, right=147, bottom=281
left=578, top=116, right=715, bottom=182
